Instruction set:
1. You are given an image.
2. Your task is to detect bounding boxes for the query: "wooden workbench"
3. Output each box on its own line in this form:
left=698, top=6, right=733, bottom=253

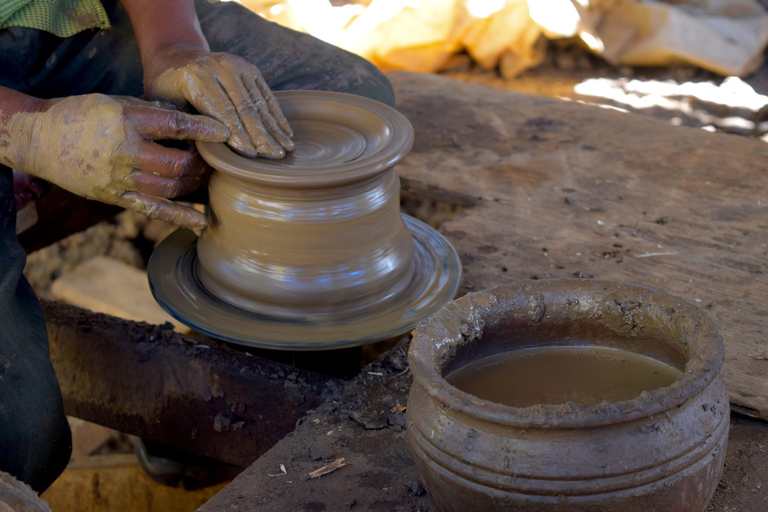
left=196, top=71, right=768, bottom=511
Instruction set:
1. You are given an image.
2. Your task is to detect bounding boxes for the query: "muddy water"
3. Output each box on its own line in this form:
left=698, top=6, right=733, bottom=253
left=445, top=345, right=683, bottom=407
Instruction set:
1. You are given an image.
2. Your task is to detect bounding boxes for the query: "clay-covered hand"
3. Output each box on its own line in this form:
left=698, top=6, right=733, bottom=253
left=9, top=94, right=229, bottom=229
left=144, top=48, right=294, bottom=159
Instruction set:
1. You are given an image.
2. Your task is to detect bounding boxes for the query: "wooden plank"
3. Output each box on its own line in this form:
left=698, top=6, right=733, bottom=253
left=50, top=256, right=190, bottom=333
left=41, top=455, right=227, bottom=511
left=43, top=301, right=340, bottom=467
left=388, top=71, right=768, bottom=419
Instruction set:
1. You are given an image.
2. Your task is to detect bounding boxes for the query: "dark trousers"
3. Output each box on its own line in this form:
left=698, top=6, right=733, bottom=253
left=0, top=0, right=393, bottom=492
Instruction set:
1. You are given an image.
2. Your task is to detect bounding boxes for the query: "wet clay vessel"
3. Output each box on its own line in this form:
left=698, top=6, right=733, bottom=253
left=406, top=280, right=729, bottom=512
left=148, top=91, right=461, bottom=350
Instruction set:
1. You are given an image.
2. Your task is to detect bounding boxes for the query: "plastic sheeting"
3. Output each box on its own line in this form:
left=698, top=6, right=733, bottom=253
left=238, top=0, right=768, bottom=77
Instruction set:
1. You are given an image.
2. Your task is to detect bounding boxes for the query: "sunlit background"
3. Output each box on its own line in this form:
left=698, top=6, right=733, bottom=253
left=226, top=0, right=768, bottom=140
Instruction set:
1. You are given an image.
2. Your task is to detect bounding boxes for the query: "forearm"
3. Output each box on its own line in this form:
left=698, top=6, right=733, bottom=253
left=0, top=87, right=45, bottom=172
left=119, top=0, right=208, bottom=76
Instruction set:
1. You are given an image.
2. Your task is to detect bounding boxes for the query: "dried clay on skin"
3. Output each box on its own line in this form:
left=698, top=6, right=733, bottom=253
left=1, top=95, right=228, bottom=229
left=151, top=52, right=294, bottom=159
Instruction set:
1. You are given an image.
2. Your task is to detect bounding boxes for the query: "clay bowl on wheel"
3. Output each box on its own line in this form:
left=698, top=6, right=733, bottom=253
left=406, top=279, right=729, bottom=512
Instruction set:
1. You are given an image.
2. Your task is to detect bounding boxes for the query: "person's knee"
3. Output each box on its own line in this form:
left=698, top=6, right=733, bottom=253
left=274, top=43, right=397, bottom=108
left=329, top=52, right=396, bottom=108
left=269, top=38, right=397, bottom=108
left=197, top=0, right=396, bottom=107
left=345, top=57, right=396, bottom=107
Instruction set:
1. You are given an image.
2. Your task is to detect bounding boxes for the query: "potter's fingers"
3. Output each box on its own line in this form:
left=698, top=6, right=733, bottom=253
left=119, top=192, right=208, bottom=230
left=185, top=81, right=262, bottom=158
left=250, top=70, right=293, bottom=138
left=135, top=140, right=211, bottom=178
left=114, top=96, right=178, bottom=111
left=215, top=68, right=285, bottom=159
left=240, top=103, right=288, bottom=159
left=227, top=132, right=262, bottom=158
left=131, top=170, right=204, bottom=199
left=242, top=73, right=295, bottom=151
left=125, top=105, right=230, bottom=142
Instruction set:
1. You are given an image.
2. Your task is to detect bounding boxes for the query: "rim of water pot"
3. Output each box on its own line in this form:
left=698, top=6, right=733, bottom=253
left=409, top=279, right=725, bottom=429
left=197, top=90, right=414, bottom=189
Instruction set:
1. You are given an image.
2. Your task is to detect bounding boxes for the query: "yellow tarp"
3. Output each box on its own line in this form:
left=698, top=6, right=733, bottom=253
left=239, top=0, right=768, bottom=77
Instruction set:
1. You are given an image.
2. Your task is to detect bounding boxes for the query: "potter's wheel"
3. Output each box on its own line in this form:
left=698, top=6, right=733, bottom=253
left=148, top=214, right=461, bottom=350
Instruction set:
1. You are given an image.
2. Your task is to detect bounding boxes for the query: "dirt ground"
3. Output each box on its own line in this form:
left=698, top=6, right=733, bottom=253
left=707, top=415, right=768, bottom=512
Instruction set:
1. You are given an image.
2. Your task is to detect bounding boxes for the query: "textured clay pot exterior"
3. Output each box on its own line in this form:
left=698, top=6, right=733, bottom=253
left=195, top=91, right=415, bottom=317
left=407, top=280, right=729, bottom=512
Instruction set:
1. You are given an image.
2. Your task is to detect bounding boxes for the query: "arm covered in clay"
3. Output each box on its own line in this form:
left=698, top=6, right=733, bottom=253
left=121, top=0, right=294, bottom=159
left=0, top=86, right=229, bottom=229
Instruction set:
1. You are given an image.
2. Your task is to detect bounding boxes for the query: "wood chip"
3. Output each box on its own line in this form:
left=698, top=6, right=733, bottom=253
left=268, top=464, right=288, bottom=477
left=634, top=251, right=678, bottom=258
left=308, top=457, right=347, bottom=479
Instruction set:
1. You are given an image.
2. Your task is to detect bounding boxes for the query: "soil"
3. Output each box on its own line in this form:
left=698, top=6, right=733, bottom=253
left=706, top=414, right=768, bottom=511
left=198, top=337, right=431, bottom=512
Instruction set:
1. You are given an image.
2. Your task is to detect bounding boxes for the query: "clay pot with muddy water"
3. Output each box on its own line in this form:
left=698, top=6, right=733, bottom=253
left=196, top=91, right=415, bottom=318
left=406, top=280, right=729, bottom=512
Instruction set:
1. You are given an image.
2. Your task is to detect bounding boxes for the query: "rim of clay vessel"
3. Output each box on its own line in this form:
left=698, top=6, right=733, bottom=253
left=196, top=90, right=414, bottom=188
left=409, top=279, right=724, bottom=429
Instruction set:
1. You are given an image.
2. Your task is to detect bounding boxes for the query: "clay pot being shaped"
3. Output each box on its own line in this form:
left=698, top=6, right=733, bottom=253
left=148, top=90, right=461, bottom=349
left=196, top=91, right=415, bottom=319
left=407, top=280, right=729, bottom=512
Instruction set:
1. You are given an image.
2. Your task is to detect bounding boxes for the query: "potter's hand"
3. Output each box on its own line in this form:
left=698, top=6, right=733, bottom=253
left=144, top=48, right=294, bottom=159
left=10, top=94, right=229, bottom=229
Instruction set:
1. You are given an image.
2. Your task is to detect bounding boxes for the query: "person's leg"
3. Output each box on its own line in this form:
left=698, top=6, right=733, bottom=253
left=2, top=0, right=393, bottom=104
left=0, top=167, right=71, bottom=493
left=194, top=0, right=395, bottom=107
